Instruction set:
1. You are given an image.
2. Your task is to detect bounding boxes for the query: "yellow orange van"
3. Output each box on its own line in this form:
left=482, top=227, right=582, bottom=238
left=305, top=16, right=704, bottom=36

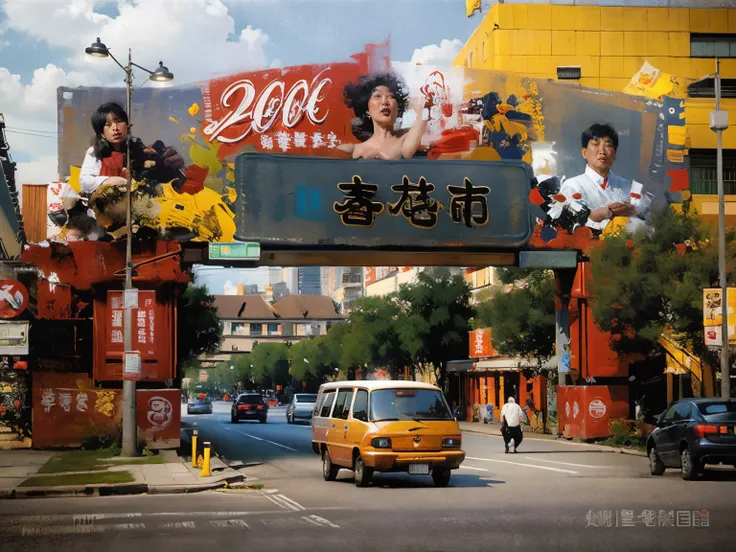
left=311, top=380, right=465, bottom=487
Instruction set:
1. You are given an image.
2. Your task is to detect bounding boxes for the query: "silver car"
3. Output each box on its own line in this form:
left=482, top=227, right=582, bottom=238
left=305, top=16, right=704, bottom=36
left=187, top=397, right=213, bottom=415
left=286, top=393, right=318, bottom=424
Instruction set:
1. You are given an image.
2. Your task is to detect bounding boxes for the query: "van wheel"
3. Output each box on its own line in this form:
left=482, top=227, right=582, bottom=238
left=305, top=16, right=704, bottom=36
left=354, top=455, right=373, bottom=487
left=681, top=448, right=701, bottom=481
left=322, top=450, right=339, bottom=481
left=649, top=447, right=665, bottom=476
left=432, top=468, right=451, bottom=487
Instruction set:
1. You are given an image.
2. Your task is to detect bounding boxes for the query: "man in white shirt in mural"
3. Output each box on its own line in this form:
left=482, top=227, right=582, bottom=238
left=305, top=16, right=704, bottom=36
left=500, top=396, right=525, bottom=454
left=559, top=123, right=652, bottom=233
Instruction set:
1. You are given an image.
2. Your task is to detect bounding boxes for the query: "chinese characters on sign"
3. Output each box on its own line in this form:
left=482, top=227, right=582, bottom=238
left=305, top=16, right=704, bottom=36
left=40, top=389, right=91, bottom=415
left=585, top=509, right=710, bottom=528
left=334, top=176, right=385, bottom=228
left=108, top=291, right=156, bottom=353
left=335, top=174, right=491, bottom=229
left=387, top=176, right=442, bottom=230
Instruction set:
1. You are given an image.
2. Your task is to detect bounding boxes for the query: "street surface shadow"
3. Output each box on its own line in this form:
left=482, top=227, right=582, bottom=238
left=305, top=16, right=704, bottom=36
left=333, top=472, right=504, bottom=489
left=699, top=469, right=736, bottom=482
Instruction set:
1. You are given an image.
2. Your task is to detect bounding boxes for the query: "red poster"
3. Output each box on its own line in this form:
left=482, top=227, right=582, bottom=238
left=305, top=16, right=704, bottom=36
left=107, top=291, right=157, bottom=358
left=136, top=389, right=181, bottom=449
left=469, top=328, right=496, bottom=359
left=200, top=44, right=388, bottom=160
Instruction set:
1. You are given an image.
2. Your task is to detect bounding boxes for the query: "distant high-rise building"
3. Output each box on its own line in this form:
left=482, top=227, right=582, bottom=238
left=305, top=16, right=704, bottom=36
left=282, top=268, right=299, bottom=295
left=298, top=267, right=322, bottom=296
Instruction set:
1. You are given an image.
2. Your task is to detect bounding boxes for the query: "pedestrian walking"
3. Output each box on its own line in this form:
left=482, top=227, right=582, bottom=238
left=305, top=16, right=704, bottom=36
left=500, top=396, right=525, bottom=453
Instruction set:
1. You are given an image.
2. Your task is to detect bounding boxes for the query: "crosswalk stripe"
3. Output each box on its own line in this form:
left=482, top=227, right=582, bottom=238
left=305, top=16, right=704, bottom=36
left=465, top=456, right=578, bottom=474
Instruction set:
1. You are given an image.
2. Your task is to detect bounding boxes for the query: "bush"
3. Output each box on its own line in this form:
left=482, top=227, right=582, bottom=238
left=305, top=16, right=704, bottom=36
left=81, top=434, right=120, bottom=453
left=602, top=418, right=645, bottom=448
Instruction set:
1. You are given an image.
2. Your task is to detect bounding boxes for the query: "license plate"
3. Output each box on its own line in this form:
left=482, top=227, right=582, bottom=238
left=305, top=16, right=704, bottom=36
left=408, top=464, right=429, bottom=475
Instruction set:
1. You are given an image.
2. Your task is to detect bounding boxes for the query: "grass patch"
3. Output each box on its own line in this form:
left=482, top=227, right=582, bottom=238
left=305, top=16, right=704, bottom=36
left=38, top=449, right=116, bottom=474
left=244, top=483, right=264, bottom=490
left=20, top=471, right=135, bottom=488
left=108, top=456, right=165, bottom=466
left=39, top=449, right=165, bottom=474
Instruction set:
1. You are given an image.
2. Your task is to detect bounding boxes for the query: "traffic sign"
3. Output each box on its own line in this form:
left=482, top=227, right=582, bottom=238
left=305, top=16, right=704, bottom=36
left=208, top=242, right=260, bottom=261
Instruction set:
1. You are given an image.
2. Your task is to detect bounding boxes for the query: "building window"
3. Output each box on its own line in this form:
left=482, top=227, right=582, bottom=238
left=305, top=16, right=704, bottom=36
left=250, top=323, right=263, bottom=336
left=690, top=34, right=736, bottom=58
left=688, top=78, right=736, bottom=99
left=689, top=149, right=736, bottom=195
left=231, top=322, right=246, bottom=336
left=267, top=323, right=279, bottom=336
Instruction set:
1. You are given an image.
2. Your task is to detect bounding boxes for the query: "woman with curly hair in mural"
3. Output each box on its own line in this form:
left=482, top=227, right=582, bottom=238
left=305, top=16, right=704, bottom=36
left=338, top=73, right=429, bottom=160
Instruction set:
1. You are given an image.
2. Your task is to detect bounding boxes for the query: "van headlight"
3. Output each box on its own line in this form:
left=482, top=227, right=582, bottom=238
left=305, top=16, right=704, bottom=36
left=371, top=437, right=392, bottom=449
left=442, top=437, right=461, bottom=448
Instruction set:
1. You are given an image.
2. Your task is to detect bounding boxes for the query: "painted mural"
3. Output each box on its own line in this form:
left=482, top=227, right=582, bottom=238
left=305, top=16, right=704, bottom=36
left=51, top=42, right=692, bottom=251
left=0, top=357, right=32, bottom=448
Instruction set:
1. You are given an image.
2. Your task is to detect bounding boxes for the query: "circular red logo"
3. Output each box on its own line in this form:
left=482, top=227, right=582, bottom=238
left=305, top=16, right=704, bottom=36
left=0, top=280, right=29, bottom=319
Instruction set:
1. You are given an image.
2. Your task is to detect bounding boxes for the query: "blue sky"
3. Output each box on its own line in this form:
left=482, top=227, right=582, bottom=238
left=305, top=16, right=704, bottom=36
left=0, top=0, right=481, bottom=293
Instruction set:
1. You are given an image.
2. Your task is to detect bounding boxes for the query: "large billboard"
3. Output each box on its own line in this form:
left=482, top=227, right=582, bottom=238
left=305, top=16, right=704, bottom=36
left=52, top=42, right=688, bottom=252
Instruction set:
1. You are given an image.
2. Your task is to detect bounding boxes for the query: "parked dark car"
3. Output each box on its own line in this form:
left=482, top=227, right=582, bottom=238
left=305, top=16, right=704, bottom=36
left=647, top=398, right=736, bottom=480
left=286, top=393, right=318, bottom=424
left=231, top=393, right=268, bottom=424
left=187, top=396, right=213, bottom=415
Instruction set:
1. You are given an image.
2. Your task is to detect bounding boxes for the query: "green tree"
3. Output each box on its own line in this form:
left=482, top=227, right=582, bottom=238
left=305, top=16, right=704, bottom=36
left=395, top=268, right=473, bottom=389
left=473, top=269, right=556, bottom=374
left=177, top=283, right=222, bottom=375
left=289, top=336, right=335, bottom=391
left=588, top=206, right=736, bottom=371
left=248, top=343, right=290, bottom=390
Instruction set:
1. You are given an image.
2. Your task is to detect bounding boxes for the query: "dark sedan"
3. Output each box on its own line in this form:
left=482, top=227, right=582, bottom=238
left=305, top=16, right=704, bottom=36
left=231, top=392, right=268, bottom=423
left=647, top=398, right=736, bottom=480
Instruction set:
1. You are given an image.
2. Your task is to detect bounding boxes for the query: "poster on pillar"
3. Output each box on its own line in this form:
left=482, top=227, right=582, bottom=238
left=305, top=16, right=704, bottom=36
left=51, top=41, right=691, bottom=251
left=94, top=290, right=173, bottom=382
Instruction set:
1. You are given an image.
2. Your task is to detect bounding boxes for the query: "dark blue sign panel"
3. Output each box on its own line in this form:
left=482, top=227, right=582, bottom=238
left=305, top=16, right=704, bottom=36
left=233, top=153, right=534, bottom=249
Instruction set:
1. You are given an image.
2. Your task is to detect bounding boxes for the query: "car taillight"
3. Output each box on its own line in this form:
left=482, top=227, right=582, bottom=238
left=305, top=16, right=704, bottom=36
left=371, top=437, right=392, bottom=449
left=442, top=437, right=462, bottom=448
left=257, top=405, right=264, bottom=410
left=693, top=424, right=718, bottom=438
left=237, top=405, right=248, bottom=411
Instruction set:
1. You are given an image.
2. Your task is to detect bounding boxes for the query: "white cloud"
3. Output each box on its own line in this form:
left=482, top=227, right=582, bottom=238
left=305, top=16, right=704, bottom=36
left=409, top=39, right=463, bottom=67
left=15, top=156, right=59, bottom=188
left=1, top=0, right=272, bottom=181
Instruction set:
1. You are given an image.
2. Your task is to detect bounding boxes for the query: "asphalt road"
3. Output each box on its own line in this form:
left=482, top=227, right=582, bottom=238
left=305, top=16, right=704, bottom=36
left=1, top=401, right=734, bottom=551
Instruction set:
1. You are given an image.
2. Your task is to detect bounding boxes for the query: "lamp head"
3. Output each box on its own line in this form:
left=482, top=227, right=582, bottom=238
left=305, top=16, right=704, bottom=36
left=85, top=37, right=109, bottom=58
left=149, top=61, right=174, bottom=82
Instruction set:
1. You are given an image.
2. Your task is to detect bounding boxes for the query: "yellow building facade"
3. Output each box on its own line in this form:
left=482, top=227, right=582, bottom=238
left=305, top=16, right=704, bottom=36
left=455, top=2, right=736, bottom=222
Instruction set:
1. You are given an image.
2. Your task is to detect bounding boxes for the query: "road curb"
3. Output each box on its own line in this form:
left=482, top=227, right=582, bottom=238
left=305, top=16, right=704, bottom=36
left=461, top=428, right=647, bottom=457
left=1, top=473, right=246, bottom=499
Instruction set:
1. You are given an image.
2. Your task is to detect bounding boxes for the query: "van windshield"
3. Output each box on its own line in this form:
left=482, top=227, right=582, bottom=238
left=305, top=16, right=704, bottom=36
left=370, top=389, right=452, bottom=422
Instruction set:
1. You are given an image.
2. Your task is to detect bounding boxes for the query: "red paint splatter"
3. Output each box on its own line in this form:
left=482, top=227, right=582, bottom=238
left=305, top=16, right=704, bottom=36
left=626, top=239, right=635, bottom=249
left=675, top=243, right=687, bottom=255
left=553, top=194, right=567, bottom=202
left=529, top=187, right=545, bottom=205
left=572, top=193, right=582, bottom=199
left=667, top=169, right=690, bottom=192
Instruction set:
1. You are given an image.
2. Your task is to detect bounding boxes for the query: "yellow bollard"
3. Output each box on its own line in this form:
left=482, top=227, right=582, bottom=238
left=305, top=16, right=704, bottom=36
left=200, top=441, right=212, bottom=477
left=191, top=430, right=198, bottom=468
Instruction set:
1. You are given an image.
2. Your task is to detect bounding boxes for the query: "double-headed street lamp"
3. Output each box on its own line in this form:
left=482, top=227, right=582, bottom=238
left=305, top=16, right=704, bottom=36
left=84, top=38, right=174, bottom=457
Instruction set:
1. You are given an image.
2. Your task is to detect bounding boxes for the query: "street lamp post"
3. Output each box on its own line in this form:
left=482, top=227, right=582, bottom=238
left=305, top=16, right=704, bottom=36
left=711, top=57, right=731, bottom=399
left=85, top=38, right=174, bottom=457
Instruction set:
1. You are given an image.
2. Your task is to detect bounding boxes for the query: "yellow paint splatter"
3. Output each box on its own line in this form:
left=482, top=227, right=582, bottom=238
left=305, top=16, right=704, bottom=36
left=94, top=390, right=116, bottom=418
left=169, top=116, right=180, bottom=125
left=681, top=190, right=692, bottom=201
left=68, top=166, right=82, bottom=193
left=189, top=127, right=198, bottom=134
left=223, top=186, right=237, bottom=204
left=152, top=183, right=236, bottom=242
left=188, top=103, right=201, bottom=117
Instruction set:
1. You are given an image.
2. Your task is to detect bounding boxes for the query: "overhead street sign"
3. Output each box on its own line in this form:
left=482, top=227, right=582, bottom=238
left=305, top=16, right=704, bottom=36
left=208, top=242, right=261, bottom=261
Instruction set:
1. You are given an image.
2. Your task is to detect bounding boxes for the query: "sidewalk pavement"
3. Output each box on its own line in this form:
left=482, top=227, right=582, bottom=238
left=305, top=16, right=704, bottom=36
left=0, top=449, right=250, bottom=499
left=459, top=421, right=647, bottom=457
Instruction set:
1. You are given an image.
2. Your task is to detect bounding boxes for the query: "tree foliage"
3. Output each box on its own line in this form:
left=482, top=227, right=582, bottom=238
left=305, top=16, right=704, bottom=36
left=246, top=343, right=290, bottom=390
left=474, top=269, right=556, bottom=374
left=588, top=206, right=736, bottom=368
left=394, top=268, right=473, bottom=388
left=176, top=284, right=222, bottom=374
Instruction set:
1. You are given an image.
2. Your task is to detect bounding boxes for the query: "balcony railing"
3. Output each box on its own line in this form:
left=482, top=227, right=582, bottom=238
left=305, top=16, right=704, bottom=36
left=689, top=180, right=736, bottom=195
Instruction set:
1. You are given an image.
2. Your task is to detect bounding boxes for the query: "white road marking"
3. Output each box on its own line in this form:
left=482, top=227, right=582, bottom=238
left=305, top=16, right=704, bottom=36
left=209, top=519, right=249, bottom=529
left=465, top=456, right=579, bottom=475
left=523, top=456, right=611, bottom=469
left=303, top=515, right=340, bottom=528
left=262, top=492, right=306, bottom=512
left=21, top=523, right=146, bottom=536
left=458, top=465, right=489, bottom=472
left=73, top=513, right=143, bottom=524
left=160, top=521, right=196, bottom=529
left=235, top=430, right=297, bottom=452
